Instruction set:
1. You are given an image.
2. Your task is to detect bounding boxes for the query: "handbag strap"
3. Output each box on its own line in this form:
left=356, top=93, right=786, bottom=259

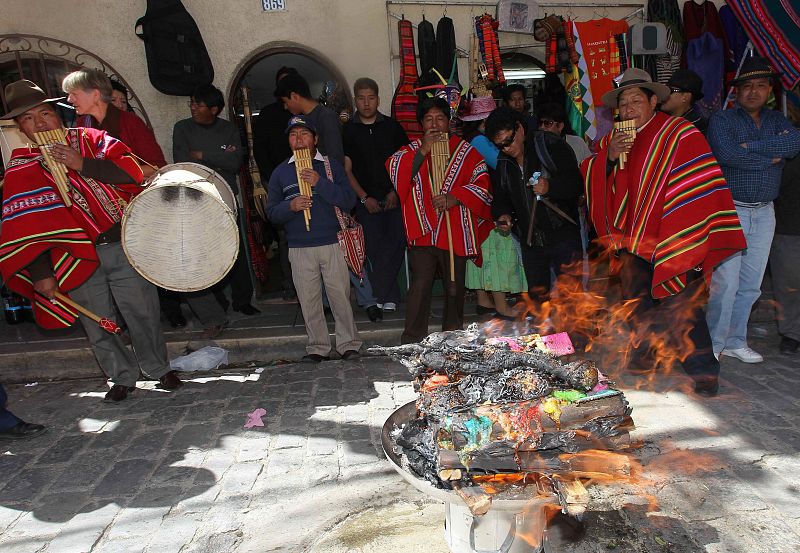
left=320, top=156, right=349, bottom=230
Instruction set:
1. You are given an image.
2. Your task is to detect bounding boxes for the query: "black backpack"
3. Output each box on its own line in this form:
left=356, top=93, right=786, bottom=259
left=135, top=0, right=214, bottom=96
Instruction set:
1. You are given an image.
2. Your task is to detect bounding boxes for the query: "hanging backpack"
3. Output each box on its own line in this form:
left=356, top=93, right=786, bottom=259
left=135, top=0, right=214, bottom=96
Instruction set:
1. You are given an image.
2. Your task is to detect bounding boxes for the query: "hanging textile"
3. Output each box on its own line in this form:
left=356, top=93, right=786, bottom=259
left=719, top=5, right=749, bottom=74
left=418, top=17, right=437, bottom=76
left=686, top=32, right=725, bottom=115
left=647, top=0, right=683, bottom=83
left=574, top=18, right=629, bottom=105
left=435, top=16, right=459, bottom=86
left=725, top=0, right=800, bottom=90
left=476, top=14, right=505, bottom=85
left=568, top=20, right=597, bottom=141
left=682, top=1, right=727, bottom=49
left=392, top=19, right=424, bottom=140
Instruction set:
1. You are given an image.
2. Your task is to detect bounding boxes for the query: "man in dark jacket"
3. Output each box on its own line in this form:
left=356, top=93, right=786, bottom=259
left=266, top=116, right=361, bottom=362
left=343, top=78, right=409, bottom=312
left=485, top=107, right=583, bottom=304
left=660, top=69, right=708, bottom=134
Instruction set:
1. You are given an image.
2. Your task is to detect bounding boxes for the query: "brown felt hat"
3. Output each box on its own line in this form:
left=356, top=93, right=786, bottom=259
left=730, top=56, right=780, bottom=85
left=601, top=68, right=670, bottom=108
left=1, top=79, right=64, bottom=120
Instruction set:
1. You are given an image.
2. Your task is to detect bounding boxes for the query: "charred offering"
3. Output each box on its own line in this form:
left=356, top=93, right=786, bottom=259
left=372, top=324, right=635, bottom=515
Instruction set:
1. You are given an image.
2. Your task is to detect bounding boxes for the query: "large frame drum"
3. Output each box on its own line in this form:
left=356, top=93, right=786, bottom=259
left=122, top=162, right=239, bottom=292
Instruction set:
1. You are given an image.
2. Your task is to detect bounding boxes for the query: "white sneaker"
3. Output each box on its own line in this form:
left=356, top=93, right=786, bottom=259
left=721, top=347, right=763, bottom=363
left=382, top=302, right=397, bottom=312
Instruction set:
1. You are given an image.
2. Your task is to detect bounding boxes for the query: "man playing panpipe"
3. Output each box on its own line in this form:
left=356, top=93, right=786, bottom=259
left=387, top=97, right=493, bottom=344
left=266, top=115, right=361, bottom=362
left=581, top=68, right=746, bottom=397
left=0, top=80, right=182, bottom=402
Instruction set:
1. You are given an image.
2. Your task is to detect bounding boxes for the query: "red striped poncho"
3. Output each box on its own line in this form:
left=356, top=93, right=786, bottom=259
left=0, top=127, right=144, bottom=328
left=582, top=112, right=746, bottom=298
left=387, top=135, right=493, bottom=262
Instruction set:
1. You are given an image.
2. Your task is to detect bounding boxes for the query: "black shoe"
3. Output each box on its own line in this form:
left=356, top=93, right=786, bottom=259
left=282, top=289, right=297, bottom=302
left=476, top=305, right=494, bottom=315
left=0, top=421, right=46, bottom=440
left=158, top=371, right=183, bottom=390
left=694, top=377, right=719, bottom=397
left=341, top=349, right=361, bottom=360
left=233, top=304, right=261, bottom=316
left=780, top=336, right=799, bottom=355
left=302, top=354, right=330, bottom=363
left=104, top=384, right=136, bottom=402
left=366, top=305, right=383, bottom=322
left=167, top=312, right=187, bottom=328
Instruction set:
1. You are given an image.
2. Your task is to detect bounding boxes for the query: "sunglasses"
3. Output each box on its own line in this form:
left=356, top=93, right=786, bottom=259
left=493, top=124, right=518, bottom=149
left=670, top=87, right=687, bottom=94
left=539, top=119, right=556, bottom=126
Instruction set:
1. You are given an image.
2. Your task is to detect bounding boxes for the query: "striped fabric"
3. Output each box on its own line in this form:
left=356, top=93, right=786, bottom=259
left=570, top=21, right=597, bottom=141
left=726, top=0, right=800, bottom=90
left=391, top=19, right=423, bottom=140
left=582, top=112, right=746, bottom=298
left=0, top=127, right=144, bottom=329
left=387, top=135, right=493, bottom=262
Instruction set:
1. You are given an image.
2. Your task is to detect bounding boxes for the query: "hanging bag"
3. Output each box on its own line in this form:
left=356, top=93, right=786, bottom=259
left=135, top=0, right=214, bottom=96
left=321, top=158, right=366, bottom=281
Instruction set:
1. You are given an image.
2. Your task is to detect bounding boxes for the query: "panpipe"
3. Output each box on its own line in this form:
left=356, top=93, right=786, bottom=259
left=33, top=128, right=72, bottom=206
left=614, top=119, right=637, bottom=170
left=430, top=135, right=456, bottom=289
left=294, top=148, right=313, bottom=231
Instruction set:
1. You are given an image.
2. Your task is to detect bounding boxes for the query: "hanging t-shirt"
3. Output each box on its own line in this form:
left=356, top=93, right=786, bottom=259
left=574, top=18, right=629, bottom=105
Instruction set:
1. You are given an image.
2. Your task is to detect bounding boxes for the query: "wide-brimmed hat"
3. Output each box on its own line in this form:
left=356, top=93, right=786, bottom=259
left=1, top=79, right=64, bottom=120
left=285, top=114, right=317, bottom=135
left=667, top=69, right=704, bottom=101
left=601, top=68, right=670, bottom=108
left=460, top=96, right=497, bottom=121
left=730, top=56, right=780, bottom=85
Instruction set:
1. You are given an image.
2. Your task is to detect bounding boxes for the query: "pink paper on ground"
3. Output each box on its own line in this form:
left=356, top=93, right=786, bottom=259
left=244, top=408, right=267, bottom=428
left=541, top=332, right=574, bottom=356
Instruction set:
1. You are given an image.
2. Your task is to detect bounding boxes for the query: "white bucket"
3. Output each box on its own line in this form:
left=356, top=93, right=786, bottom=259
left=444, top=502, right=546, bottom=553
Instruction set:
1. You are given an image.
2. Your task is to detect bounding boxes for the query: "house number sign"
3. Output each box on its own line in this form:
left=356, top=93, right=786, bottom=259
left=262, top=0, right=286, bottom=11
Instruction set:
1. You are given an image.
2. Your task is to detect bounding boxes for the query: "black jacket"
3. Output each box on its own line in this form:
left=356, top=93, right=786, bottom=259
left=342, top=112, right=409, bottom=199
left=491, top=131, right=583, bottom=246
left=683, top=106, right=709, bottom=135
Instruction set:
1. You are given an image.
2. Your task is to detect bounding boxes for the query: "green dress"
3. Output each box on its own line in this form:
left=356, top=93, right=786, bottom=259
left=466, top=229, right=528, bottom=293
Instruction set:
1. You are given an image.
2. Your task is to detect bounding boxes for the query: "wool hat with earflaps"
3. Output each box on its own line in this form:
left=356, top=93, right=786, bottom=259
left=601, top=68, right=671, bottom=108
left=1, top=79, right=64, bottom=120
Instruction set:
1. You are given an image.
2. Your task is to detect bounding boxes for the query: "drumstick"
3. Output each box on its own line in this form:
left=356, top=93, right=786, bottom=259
left=53, top=291, right=122, bottom=335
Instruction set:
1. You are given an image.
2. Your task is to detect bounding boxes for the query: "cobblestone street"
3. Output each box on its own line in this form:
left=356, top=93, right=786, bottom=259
left=0, top=320, right=799, bottom=553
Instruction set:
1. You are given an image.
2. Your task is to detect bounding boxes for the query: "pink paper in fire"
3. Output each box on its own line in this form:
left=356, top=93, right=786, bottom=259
left=243, top=408, right=267, bottom=428
left=540, top=332, right=575, bottom=356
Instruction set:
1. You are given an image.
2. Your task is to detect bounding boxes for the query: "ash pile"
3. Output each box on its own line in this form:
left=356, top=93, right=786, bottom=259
left=372, top=324, right=636, bottom=517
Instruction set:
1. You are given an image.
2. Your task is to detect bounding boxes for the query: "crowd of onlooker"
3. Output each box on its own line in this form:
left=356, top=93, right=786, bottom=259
left=1, top=55, right=799, bottom=436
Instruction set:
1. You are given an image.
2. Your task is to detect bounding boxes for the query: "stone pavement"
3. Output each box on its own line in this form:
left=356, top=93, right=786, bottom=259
left=0, top=319, right=798, bottom=553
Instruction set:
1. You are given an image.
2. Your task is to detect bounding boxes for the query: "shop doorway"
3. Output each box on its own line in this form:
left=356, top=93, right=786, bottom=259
left=227, top=45, right=352, bottom=295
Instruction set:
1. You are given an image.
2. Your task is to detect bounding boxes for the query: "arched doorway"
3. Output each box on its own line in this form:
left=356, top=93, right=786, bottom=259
left=225, top=44, right=352, bottom=295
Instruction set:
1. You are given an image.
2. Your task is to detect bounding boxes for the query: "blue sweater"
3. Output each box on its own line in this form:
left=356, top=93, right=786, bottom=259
left=266, top=153, right=356, bottom=248
left=708, top=106, right=800, bottom=203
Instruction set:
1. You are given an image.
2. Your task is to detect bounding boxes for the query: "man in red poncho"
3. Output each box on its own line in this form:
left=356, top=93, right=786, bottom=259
left=387, top=97, right=493, bottom=343
left=0, top=80, right=181, bottom=403
left=581, top=68, right=745, bottom=397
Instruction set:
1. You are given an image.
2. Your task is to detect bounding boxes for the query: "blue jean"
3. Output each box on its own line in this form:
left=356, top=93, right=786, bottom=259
left=322, top=269, right=377, bottom=310
left=706, top=203, right=775, bottom=353
left=0, top=384, right=22, bottom=431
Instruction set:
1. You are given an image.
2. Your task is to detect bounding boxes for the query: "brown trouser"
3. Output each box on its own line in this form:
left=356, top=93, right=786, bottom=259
left=402, top=246, right=467, bottom=344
